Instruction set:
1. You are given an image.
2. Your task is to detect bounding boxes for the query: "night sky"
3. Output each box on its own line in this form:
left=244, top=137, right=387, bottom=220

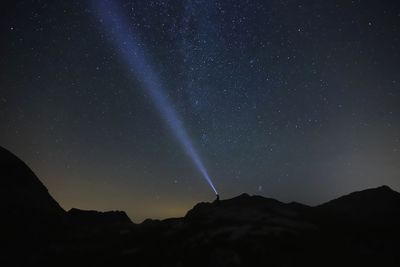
left=1, top=0, right=400, bottom=222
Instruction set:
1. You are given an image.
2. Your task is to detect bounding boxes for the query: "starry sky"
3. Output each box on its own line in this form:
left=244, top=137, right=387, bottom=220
left=1, top=0, right=400, bottom=222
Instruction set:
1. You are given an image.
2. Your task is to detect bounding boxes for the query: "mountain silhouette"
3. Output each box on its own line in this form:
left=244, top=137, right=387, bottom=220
left=185, top=193, right=315, bottom=235
left=67, top=208, right=133, bottom=228
left=0, top=146, right=65, bottom=236
left=315, top=185, right=400, bottom=225
left=1, top=145, right=399, bottom=267
left=187, top=193, right=308, bottom=220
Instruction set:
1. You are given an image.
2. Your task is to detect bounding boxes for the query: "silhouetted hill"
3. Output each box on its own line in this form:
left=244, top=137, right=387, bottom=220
left=186, top=193, right=314, bottom=231
left=0, top=146, right=65, bottom=229
left=0, top=146, right=67, bottom=265
left=0, top=146, right=133, bottom=228
left=315, top=185, right=400, bottom=225
left=67, top=208, right=133, bottom=228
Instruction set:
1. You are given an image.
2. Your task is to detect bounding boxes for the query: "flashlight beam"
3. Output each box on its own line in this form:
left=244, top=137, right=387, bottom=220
left=92, top=0, right=218, bottom=195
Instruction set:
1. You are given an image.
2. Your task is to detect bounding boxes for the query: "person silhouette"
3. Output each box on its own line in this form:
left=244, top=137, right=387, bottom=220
left=215, top=194, right=220, bottom=205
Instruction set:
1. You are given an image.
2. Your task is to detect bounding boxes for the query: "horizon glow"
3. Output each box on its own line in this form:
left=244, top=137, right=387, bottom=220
left=92, top=0, right=218, bottom=195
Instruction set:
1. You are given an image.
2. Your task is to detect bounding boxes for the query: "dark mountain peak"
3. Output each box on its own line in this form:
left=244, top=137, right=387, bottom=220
left=236, top=192, right=251, bottom=198
left=347, top=184, right=394, bottom=195
left=1, top=146, right=51, bottom=194
left=372, top=184, right=393, bottom=192
left=316, top=185, right=400, bottom=224
left=0, top=146, right=65, bottom=219
left=185, top=193, right=307, bottom=224
left=319, top=185, right=400, bottom=208
left=0, top=145, right=66, bottom=246
left=67, top=208, right=133, bottom=227
left=223, top=193, right=278, bottom=203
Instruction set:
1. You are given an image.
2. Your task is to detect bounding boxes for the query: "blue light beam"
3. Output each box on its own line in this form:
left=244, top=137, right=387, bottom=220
left=92, top=0, right=218, bottom=195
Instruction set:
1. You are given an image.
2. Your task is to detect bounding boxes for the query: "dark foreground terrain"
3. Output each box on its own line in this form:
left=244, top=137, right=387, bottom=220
left=1, top=146, right=399, bottom=267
